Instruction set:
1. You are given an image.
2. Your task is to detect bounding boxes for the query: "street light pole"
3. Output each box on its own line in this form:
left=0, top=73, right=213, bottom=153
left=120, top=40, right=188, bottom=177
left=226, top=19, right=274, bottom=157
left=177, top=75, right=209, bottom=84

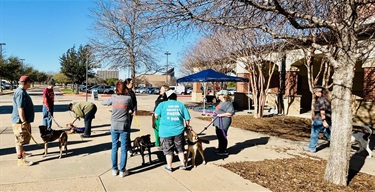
left=0, top=43, right=6, bottom=57
left=85, top=46, right=90, bottom=101
left=164, top=50, right=171, bottom=83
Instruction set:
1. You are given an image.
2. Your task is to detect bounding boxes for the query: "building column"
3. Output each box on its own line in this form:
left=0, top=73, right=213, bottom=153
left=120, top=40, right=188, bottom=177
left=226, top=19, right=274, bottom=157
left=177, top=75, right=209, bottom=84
left=364, top=67, right=375, bottom=101
left=284, top=67, right=299, bottom=96
left=191, top=82, right=202, bottom=102
left=236, top=73, right=250, bottom=93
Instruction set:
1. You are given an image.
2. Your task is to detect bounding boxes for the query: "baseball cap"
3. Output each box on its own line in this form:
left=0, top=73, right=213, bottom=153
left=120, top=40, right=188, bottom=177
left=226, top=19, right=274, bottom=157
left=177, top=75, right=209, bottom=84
left=166, top=90, right=175, bottom=98
left=19, top=75, right=33, bottom=83
left=217, top=90, right=228, bottom=95
left=313, top=85, right=325, bottom=92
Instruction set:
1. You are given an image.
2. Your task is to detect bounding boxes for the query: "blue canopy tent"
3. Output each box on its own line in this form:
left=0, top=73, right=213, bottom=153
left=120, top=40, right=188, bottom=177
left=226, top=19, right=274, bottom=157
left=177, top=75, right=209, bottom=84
left=177, top=69, right=249, bottom=115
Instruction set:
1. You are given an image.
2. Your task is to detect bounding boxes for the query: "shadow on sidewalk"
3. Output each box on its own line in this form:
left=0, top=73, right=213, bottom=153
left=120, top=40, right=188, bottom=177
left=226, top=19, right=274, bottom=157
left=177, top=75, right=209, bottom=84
left=128, top=150, right=166, bottom=173
left=0, top=104, right=69, bottom=114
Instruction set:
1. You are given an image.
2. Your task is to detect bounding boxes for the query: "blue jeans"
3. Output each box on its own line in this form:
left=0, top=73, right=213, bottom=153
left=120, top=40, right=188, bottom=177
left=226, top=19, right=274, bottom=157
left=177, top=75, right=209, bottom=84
left=307, top=120, right=331, bottom=151
left=111, top=129, right=129, bottom=172
left=42, top=105, right=53, bottom=129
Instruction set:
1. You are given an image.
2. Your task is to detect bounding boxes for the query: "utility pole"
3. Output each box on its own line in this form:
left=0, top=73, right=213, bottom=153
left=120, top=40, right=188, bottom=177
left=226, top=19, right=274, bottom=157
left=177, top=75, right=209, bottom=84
left=165, top=50, right=171, bottom=83
left=0, top=43, right=5, bottom=92
left=0, top=43, right=6, bottom=57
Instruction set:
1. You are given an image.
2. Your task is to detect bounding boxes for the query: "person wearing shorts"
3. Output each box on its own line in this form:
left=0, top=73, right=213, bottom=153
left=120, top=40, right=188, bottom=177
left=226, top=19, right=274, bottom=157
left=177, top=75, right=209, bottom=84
left=154, top=90, right=191, bottom=172
left=11, top=75, right=35, bottom=166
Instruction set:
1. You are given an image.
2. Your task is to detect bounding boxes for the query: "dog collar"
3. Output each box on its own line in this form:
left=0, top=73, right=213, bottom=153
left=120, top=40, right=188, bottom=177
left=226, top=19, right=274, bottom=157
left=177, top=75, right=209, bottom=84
left=187, top=140, right=197, bottom=145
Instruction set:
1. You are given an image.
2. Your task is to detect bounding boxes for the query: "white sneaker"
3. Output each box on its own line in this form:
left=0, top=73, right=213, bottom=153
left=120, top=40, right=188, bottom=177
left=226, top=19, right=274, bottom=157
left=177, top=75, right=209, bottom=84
left=118, top=170, right=130, bottom=177
left=112, top=170, right=118, bottom=176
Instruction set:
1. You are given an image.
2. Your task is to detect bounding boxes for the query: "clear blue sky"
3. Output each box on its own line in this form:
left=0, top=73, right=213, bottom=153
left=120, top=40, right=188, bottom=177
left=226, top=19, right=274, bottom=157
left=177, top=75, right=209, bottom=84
left=0, top=0, right=198, bottom=79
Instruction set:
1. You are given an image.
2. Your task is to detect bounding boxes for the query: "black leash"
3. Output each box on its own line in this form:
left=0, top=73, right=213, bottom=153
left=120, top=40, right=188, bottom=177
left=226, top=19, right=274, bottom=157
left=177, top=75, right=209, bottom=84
left=197, top=116, right=218, bottom=135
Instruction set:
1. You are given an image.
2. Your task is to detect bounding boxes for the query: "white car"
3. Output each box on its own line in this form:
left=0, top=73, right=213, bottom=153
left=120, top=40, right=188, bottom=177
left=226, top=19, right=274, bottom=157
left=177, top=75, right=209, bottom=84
left=228, top=88, right=236, bottom=95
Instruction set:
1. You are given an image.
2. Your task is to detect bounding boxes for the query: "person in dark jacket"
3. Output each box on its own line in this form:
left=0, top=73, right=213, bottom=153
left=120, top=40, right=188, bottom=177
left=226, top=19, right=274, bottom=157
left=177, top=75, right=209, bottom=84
left=125, top=78, right=137, bottom=154
left=304, top=85, right=331, bottom=153
left=102, top=80, right=133, bottom=177
left=152, top=85, right=169, bottom=147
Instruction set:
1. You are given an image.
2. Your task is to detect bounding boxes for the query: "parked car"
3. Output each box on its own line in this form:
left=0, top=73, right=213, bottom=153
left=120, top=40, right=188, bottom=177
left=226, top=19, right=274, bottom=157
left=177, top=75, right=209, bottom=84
left=186, top=87, right=193, bottom=94
left=138, top=87, right=147, bottom=94
left=228, top=88, right=236, bottom=95
left=169, top=85, right=186, bottom=95
left=153, top=87, right=160, bottom=94
left=146, top=87, right=155, bottom=94
left=103, top=86, right=115, bottom=94
left=1, top=82, right=11, bottom=90
left=88, top=85, right=105, bottom=93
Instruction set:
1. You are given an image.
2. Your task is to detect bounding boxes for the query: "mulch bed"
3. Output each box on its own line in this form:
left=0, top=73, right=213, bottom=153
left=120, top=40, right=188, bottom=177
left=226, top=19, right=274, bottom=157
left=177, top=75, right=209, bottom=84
left=197, top=115, right=375, bottom=191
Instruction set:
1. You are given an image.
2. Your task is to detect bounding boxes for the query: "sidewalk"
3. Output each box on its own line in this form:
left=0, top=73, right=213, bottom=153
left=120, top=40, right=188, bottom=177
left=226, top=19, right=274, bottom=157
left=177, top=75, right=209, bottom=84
left=0, top=91, right=374, bottom=191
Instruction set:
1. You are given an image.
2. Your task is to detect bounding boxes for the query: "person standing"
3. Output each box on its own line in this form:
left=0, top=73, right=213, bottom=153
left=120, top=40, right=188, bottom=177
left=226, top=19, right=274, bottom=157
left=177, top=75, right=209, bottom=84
left=152, top=85, right=169, bottom=147
left=304, top=86, right=331, bottom=153
left=213, top=90, right=235, bottom=156
left=102, top=80, right=133, bottom=177
left=68, top=101, right=97, bottom=138
left=42, top=80, right=55, bottom=130
left=154, top=90, right=191, bottom=172
left=125, top=78, right=137, bottom=154
left=11, top=75, right=35, bottom=166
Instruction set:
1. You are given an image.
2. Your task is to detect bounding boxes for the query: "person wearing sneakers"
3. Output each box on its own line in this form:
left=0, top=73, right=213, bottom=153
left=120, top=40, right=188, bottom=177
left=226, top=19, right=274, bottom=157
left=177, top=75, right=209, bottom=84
left=11, top=75, right=35, bottom=166
left=154, top=90, right=191, bottom=172
left=68, top=101, right=97, bottom=138
left=213, top=90, right=235, bottom=156
left=304, top=85, right=331, bottom=153
left=102, top=80, right=133, bottom=177
left=42, top=80, right=55, bottom=130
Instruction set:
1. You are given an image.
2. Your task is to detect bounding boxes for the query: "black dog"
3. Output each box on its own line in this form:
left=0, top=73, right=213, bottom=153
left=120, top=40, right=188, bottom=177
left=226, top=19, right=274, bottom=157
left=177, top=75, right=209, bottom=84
left=39, top=125, right=68, bottom=158
left=131, top=134, right=152, bottom=165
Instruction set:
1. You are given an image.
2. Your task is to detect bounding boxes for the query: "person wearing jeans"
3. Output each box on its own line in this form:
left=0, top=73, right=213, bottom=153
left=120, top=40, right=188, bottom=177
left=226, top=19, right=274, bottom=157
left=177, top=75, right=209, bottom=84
left=102, top=80, right=133, bottom=177
left=304, top=85, right=331, bottom=153
left=42, top=80, right=55, bottom=130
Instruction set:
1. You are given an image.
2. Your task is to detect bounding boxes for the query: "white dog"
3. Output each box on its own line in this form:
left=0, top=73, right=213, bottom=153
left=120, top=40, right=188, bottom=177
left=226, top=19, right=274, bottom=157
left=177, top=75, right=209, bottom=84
left=351, top=125, right=373, bottom=158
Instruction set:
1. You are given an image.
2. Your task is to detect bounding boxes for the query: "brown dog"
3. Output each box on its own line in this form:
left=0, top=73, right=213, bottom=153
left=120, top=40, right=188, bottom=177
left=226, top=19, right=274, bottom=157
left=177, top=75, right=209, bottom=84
left=185, top=128, right=209, bottom=167
left=131, top=134, right=152, bottom=165
left=39, top=125, right=68, bottom=158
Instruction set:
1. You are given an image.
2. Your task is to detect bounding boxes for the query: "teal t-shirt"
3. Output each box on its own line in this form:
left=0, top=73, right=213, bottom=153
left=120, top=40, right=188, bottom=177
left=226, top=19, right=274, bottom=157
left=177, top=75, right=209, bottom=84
left=154, top=100, right=191, bottom=138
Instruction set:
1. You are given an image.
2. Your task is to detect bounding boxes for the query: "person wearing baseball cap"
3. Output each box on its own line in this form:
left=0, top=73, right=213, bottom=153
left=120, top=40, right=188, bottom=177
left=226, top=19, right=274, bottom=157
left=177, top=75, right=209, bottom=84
left=213, top=89, right=235, bottom=156
left=11, top=75, right=35, bottom=166
left=154, top=89, right=191, bottom=172
left=304, top=85, right=331, bottom=153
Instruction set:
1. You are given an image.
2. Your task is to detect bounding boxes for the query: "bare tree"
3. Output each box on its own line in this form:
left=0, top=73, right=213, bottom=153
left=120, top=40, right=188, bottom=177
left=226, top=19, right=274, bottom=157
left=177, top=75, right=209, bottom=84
left=150, top=0, right=375, bottom=186
left=90, top=0, right=163, bottom=80
left=226, top=29, right=284, bottom=118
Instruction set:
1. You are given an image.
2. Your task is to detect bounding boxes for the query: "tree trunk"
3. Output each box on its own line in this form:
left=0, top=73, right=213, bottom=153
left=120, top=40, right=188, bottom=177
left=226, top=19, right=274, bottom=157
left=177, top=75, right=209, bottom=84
left=278, top=54, right=286, bottom=114
left=324, top=54, right=355, bottom=186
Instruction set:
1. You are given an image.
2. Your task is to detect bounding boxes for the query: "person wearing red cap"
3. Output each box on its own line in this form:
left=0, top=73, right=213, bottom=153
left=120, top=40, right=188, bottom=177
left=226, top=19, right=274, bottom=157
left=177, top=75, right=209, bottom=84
left=42, top=80, right=55, bottom=130
left=11, top=75, right=35, bottom=166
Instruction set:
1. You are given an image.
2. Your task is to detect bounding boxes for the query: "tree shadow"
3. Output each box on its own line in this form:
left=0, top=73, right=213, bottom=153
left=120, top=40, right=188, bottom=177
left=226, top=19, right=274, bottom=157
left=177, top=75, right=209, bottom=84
left=347, top=152, right=368, bottom=184
left=228, top=137, right=270, bottom=155
left=0, top=104, right=69, bottom=115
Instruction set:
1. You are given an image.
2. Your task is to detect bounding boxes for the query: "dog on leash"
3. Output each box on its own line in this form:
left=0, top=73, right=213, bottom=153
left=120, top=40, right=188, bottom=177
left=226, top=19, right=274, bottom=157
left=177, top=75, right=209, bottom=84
left=131, top=134, right=152, bottom=165
left=39, top=125, right=68, bottom=158
left=351, top=125, right=373, bottom=158
left=65, top=123, right=85, bottom=134
left=185, top=128, right=209, bottom=167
